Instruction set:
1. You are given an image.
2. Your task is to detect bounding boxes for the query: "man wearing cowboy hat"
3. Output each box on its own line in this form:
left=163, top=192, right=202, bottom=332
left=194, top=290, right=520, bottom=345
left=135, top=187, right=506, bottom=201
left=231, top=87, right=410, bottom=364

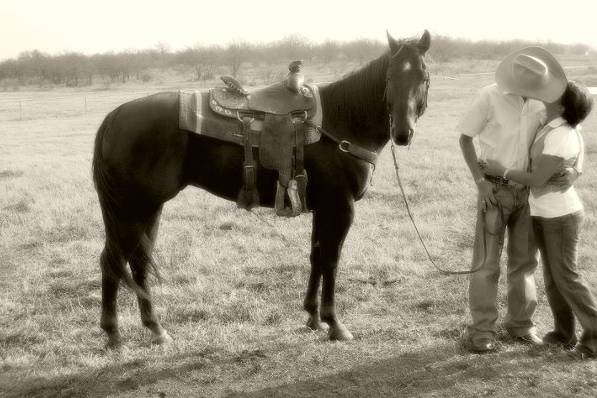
left=457, top=47, right=577, bottom=353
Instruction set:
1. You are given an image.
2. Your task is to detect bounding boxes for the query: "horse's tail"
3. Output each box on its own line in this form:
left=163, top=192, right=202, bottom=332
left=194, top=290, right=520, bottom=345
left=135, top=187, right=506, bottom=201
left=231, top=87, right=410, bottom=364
left=92, top=108, right=151, bottom=299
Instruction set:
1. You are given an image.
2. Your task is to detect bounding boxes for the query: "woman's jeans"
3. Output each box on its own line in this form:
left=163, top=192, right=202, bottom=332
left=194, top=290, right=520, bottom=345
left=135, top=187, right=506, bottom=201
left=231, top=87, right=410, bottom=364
left=533, top=211, right=597, bottom=352
left=467, top=184, right=538, bottom=339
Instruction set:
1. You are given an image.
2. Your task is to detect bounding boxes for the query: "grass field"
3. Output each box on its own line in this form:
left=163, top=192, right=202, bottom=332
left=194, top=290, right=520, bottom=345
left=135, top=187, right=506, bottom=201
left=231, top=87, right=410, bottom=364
left=1, top=59, right=597, bottom=397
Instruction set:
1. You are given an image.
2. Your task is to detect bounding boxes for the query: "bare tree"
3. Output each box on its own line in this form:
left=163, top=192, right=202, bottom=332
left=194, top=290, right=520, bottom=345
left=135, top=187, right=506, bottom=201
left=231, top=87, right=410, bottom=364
left=226, top=40, right=249, bottom=78
left=155, top=42, right=171, bottom=68
left=317, top=40, right=340, bottom=63
left=277, top=34, right=312, bottom=61
left=342, top=39, right=384, bottom=65
left=177, top=45, right=219, bottom=81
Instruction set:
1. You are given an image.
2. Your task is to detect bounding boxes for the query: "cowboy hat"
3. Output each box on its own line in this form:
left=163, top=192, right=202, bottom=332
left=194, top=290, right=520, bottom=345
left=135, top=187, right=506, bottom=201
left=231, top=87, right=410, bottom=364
left=495, top=47, right=567, bottom=103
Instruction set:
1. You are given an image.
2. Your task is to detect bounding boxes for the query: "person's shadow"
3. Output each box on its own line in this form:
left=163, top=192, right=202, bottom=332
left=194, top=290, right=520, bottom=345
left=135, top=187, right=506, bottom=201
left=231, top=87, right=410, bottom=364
left=2, top=341, right=566, bottom=398
left=226, top=343, right=564, bottom=397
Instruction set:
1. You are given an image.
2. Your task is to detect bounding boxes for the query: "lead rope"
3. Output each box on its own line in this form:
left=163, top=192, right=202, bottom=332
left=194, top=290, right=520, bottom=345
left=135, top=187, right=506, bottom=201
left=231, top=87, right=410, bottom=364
left=390, top=141, right=484, bottom=275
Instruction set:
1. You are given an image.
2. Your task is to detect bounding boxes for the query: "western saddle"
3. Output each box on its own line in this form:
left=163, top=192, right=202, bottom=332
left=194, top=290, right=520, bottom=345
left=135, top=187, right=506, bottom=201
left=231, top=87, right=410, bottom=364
left=209, top=61, right=319, bottom=217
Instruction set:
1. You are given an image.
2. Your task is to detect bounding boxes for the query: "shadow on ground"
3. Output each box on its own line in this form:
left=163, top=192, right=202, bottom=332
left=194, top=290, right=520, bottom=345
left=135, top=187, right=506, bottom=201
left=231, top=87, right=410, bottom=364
left=228, top=344, right=568, bottom=397
left=1, top=340, right=573, bottom=398
left=1, top=347, right=220, bottom=398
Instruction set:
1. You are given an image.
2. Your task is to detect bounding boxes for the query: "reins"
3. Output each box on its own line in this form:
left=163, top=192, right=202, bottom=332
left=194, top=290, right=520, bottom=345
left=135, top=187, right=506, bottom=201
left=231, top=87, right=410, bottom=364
left=389, top=140, right=484, bottom=275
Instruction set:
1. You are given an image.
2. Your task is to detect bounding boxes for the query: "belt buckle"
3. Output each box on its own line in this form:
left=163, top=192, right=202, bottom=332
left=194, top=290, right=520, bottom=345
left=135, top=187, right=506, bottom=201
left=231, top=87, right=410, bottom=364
left=485, top=174, right=509, bottom=186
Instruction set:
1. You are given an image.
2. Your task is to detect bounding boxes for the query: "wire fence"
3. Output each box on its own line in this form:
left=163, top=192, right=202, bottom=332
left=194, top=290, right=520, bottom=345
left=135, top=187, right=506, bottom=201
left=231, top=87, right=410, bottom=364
left=0, top=90, right=167, bottom=122
left=0, top=80, right=213, bottom=123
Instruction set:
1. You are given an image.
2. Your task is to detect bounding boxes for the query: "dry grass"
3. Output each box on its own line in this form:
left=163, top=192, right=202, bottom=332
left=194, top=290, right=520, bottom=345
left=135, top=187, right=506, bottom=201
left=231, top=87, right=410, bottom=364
left=1, top=60, right=597, bottom=397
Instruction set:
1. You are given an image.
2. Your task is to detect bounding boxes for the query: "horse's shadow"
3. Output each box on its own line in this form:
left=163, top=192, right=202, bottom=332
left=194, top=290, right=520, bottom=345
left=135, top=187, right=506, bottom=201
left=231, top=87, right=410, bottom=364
left=3, top=341, right=567, bottom=398
left=2, top=346, right=220, bottom=398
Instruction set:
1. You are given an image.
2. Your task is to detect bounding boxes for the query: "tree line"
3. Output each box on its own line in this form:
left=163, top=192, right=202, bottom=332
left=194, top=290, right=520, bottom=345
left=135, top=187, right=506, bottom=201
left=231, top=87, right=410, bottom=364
left=0, top=35, right=592, bottom=88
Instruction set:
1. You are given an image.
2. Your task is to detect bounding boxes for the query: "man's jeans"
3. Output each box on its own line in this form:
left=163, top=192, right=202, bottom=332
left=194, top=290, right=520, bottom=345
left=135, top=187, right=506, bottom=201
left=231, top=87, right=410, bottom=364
left=533, top=211, right=597, bottom=352
left=467, top=184, right=538, bottom=339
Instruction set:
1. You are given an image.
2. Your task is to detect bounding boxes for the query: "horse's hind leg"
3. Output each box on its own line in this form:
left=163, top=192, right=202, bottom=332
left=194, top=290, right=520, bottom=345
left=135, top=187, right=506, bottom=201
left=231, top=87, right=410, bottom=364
left=129, top=206, right=172, bottom=345
left=100, top=205, right=167, bottom=349
left=100, top=244, right=123, bottom=349
left=100, top=222, right=146, bottom=349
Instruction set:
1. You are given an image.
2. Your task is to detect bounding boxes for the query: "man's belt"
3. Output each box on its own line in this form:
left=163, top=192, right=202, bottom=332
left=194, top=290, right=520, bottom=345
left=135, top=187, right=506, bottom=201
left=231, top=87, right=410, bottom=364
left=484, top=174, right=524, bottom=188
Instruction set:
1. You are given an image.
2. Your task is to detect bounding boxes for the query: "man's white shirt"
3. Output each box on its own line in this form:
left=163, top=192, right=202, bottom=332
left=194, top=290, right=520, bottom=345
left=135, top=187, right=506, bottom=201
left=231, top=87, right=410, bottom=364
left=457, top=83, right=545, bottom=171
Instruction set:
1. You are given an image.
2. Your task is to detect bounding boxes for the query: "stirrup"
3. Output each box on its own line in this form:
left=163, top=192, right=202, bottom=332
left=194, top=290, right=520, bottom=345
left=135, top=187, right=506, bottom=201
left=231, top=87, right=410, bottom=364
left=287, top=179, right=302, bottom=216
left=295, top=172, right=308, bottom=211
left=275, top=180, right=302, bottom=217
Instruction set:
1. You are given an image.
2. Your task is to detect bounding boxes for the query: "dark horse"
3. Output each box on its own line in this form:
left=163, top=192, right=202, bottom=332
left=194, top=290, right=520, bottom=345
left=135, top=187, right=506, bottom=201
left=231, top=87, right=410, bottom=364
left=93, top=31, right=431, bottom=349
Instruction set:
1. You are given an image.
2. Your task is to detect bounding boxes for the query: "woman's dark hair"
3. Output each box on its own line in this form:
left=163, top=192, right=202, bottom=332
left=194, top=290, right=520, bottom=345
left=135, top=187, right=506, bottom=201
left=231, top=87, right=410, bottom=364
left=560, top=81, right=594, bottom=127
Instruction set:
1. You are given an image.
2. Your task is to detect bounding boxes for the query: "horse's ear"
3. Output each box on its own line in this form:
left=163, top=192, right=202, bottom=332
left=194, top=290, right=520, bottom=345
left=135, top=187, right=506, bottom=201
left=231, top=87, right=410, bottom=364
left=418, top=30, right=431, bottom=54
left=386, top=30, right=401, bottom=55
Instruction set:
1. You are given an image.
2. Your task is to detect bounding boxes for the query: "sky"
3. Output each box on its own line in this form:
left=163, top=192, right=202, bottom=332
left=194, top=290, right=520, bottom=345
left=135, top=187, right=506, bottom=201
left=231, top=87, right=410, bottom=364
left=1, top=0, right=596, bottom=61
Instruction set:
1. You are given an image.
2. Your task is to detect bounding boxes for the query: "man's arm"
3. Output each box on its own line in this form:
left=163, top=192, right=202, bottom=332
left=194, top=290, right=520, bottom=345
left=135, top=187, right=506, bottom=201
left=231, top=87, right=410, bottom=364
left=459, top=134, right=496, bottom=212
left=506, top=155, right=563, bottom=187
left=548, top=131, right=583, bottom=188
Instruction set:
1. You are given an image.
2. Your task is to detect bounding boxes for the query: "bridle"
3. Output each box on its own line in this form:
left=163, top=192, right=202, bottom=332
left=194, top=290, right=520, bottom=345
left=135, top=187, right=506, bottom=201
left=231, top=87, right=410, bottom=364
left=383, top=48, right=431, bottom=145
left=311, top=47, right=431, bottom=169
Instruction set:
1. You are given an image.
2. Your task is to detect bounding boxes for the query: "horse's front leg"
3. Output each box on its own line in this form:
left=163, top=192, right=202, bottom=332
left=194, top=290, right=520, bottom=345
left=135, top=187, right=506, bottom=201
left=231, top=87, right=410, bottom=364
left=316, top=201, right=354, bottom=341
left=304, top=211, right=325, bottom=330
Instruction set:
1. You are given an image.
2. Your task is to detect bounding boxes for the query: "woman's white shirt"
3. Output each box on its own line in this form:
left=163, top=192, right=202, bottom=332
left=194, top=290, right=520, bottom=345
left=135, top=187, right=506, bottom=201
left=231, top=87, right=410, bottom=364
left=529, top=117, right=584, bottom=218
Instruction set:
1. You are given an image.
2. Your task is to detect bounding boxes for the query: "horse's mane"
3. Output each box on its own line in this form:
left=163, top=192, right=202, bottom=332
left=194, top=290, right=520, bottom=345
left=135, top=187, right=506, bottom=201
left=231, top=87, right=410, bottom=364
left=322, top=38, right=420, bottom=130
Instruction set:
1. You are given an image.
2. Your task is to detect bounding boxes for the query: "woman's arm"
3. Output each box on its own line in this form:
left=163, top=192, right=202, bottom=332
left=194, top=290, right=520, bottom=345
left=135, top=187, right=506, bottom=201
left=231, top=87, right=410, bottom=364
left=485, top=155, right=564, bottom=187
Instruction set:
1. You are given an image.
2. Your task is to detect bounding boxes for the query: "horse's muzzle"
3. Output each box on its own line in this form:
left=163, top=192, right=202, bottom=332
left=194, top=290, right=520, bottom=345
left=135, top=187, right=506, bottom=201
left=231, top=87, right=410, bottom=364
left=389, top=113, right=415, bottom=146
left=393, top=128, right=414, bottom=146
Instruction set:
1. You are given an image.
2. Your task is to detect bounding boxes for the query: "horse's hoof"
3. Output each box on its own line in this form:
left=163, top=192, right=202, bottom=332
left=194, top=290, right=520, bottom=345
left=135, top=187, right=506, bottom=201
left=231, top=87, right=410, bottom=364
left=151, top=331, right=173, bottom=346
left=306, top=316, right=326, bottom=331
left=104, top=337, right=123, bottom=351
left=328, top=324, right=354, bottom=341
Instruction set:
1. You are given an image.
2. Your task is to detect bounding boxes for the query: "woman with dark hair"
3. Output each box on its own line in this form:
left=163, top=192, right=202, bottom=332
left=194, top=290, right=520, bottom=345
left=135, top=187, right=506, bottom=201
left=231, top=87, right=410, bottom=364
left=485, top=79, right=596, bottom=359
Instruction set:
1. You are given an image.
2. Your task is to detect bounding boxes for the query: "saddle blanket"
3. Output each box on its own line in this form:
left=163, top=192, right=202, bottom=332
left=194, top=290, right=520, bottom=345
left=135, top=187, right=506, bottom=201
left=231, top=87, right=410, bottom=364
left=178, top=85, right=323, bottom=146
